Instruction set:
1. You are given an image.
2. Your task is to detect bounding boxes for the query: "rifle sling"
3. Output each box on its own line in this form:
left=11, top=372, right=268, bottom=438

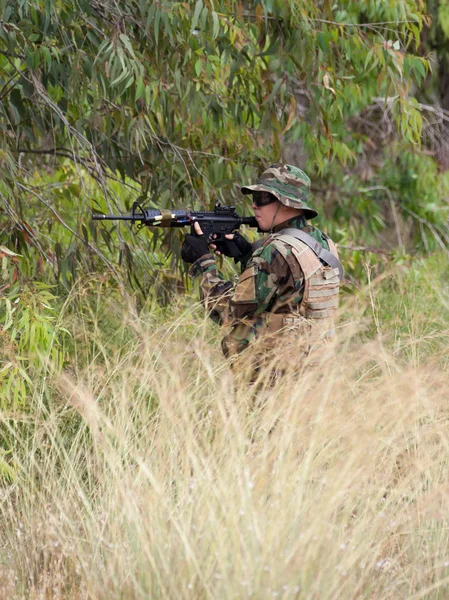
left=277, top=228, right=344, bottom=281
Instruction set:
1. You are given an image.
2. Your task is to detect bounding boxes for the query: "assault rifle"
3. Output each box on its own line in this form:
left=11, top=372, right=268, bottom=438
left=92, top=201, right=259, bottom=258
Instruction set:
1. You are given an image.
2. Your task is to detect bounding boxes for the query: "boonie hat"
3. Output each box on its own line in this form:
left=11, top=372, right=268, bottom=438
left=241, top=163, right=318, bottom=219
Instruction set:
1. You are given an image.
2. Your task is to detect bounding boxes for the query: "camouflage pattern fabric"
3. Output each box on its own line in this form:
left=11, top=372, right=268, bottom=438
left=189, top=215, right=331, bottom=358
left=241, top=163, right=318, bottom=219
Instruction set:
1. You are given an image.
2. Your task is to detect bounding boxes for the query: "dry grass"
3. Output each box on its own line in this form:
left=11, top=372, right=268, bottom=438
left=1, top=277, right=449, bottom=600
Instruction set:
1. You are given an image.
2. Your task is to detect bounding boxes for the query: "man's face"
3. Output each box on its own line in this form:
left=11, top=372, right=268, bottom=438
left=251, top=191, right=281, bottom=231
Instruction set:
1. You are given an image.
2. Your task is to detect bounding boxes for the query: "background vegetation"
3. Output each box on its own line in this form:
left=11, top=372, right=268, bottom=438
left=1, top=263, right=449, bottom=599
left=2, top=0, right=448, bottom=287
left=1, top=1, right=449, bottom=597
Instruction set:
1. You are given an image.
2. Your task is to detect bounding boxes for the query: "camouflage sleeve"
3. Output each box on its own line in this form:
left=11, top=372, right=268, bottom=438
left=188, top=253, right=234, bottom=325
left=189, top=244, right=300, bottom=357
left=221, top=244, right=293, bottom=356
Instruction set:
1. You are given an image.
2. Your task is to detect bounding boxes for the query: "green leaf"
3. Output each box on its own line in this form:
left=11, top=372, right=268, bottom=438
left=414, top=57, right=426, bottom=80
left=262, top=78, right=282, bottom=105
left=82, top=223, right=89, bottom=246
left=364, top=49, right=375, bottom=71
left=0, top=246, right=21, bottom=257
left=124, top=74, right=135, bottom=90
left=110, top=67, right=130, bottom=87
left=41, top=46, right=52, bottom=72
left=438, top=3, right=449, bottom=38
left=93, top=40, right=113, bottom=64
left=192, top=0, right=203, bottom=31
left=145, top=3, right=156, bottom=34
left=212, top=11, right=219, bottom=39
left=32, top=49, right=41, bottom=69
left=120, top=34, right=137, bottom=60
left=317, top=32, right=330, bottom=52
left=154, top=8, right=161, bottom=45
left=135, top=76, right=145, bottom=101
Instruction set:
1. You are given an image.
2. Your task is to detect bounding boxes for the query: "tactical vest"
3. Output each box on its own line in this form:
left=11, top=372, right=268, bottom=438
left=264, top=232, right=340, bottom=335
left=223, top=231, right=341, bottom=361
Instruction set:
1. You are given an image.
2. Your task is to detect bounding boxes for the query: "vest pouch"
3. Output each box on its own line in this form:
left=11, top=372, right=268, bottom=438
left=323, top=267, right=340, bottom=280
left=265, top=313, right=312, bottom=335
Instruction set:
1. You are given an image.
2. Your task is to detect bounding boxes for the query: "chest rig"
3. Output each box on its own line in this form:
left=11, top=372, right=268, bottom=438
left=268, top=230, right=341, bottom=329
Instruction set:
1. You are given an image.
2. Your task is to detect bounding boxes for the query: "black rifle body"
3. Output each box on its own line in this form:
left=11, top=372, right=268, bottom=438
left=93, top=203, right=259, bottom=257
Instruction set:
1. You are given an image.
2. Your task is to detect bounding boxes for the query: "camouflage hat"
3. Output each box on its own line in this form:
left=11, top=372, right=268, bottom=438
left=241, top=163, right=318, bottom=219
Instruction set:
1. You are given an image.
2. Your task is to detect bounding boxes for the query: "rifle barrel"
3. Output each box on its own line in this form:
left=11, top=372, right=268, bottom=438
left=92, top=214, right=137, bottom=221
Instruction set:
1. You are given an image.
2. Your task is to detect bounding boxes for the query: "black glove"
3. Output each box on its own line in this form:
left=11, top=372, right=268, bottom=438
left=213, top=232, right=253, bottom=262
left=181, top=233, right=210, bottom=264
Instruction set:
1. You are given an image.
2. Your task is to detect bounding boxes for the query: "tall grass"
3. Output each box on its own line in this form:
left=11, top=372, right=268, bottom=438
left=2, top=262, right=449, bottom=599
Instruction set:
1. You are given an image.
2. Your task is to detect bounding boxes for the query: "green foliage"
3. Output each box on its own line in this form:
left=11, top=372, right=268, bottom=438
left=439, top=2, right=449, bottom=38
left=0, top=246, right=69, bottom=409
left=0, top=0, right=435, bottom=292
left=368, top=252, right=449, bottom=363
left=380, top=150, right=449, bottom=232
left=309, top=140, right=449, bottom=285
left=0, top=243, right=71, bottom=480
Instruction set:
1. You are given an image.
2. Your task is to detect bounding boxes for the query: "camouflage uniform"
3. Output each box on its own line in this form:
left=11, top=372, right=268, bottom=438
left=189, top=164, right=341, bottom=368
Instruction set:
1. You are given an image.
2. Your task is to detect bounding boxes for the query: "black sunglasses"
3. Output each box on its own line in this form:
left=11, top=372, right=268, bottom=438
left=252, top=191, right=277, bottom=207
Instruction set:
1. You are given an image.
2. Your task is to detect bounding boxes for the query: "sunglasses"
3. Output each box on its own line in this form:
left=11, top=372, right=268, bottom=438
left=252, top=191, right=277, bottom=207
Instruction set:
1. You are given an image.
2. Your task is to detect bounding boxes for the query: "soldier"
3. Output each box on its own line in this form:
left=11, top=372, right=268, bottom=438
left=181, top=163, right=343, bottom=376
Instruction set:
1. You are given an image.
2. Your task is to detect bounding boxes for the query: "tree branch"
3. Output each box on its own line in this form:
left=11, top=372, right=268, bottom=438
left=0, top=72, right=19, bottom=101
left=15, top=180, right=124, bottom=280
left=14, top=147, right=105, bottom=185
left=360, top=184, right=449, bottom=257
left=13, top=147, right=142, bottom=193
left=15, top=147, right=73, bottom=155
left=314, top=19, right=421, bottom=27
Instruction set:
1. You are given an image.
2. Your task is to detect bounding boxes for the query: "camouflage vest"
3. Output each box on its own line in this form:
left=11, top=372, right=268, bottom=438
left=265, top=232, right=340, bottom=335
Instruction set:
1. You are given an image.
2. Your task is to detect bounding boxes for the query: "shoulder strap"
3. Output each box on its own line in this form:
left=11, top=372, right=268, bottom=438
left=277, top=228, right=344, bottom=281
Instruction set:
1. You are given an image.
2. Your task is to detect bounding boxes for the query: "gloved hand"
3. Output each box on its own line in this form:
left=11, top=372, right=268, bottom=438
left=210, top=232, right=253, bottom=262
left=181, top=233, right=210, bottom=264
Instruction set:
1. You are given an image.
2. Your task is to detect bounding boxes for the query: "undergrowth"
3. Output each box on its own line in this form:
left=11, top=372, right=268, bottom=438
left=0, top=255, right=449, bottom=599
